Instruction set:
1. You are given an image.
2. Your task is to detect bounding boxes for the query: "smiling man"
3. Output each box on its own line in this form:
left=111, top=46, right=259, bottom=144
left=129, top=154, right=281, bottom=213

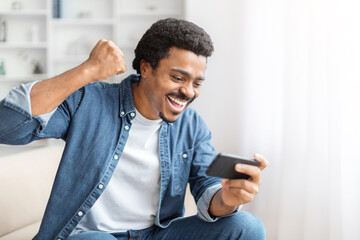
left=0, top=18, right=267, bottom=240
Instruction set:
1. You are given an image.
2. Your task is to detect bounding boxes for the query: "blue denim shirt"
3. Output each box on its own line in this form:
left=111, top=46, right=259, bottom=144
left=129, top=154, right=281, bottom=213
left=0, top=74, right=224, bottom=240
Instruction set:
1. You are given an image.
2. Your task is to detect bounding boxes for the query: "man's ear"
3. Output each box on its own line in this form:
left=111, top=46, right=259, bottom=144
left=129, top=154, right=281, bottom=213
left=140, top=60, right=152, bottom=78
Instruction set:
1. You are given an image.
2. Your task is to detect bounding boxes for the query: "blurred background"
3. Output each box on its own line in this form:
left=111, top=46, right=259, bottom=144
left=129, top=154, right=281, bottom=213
left=1, top=0, right=360, bottom=239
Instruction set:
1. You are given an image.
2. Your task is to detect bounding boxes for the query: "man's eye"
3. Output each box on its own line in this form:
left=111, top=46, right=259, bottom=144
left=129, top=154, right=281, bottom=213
left=171, top=76, right=183, bottom=81
left=194, top=82, right=202, bottom=88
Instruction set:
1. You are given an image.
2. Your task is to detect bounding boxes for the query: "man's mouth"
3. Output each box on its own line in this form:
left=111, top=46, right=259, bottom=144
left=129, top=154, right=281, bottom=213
left=167, top=95, right=187, bottom=111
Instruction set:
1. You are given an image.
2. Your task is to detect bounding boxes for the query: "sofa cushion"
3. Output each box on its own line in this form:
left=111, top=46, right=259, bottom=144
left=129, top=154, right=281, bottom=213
left=0, top=145, right=63, bottom=237
left=0, top=221, right=41, bottom=240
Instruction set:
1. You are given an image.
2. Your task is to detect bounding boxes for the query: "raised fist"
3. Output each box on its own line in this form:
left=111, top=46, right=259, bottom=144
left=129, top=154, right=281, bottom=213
left=85, top=39, right=127, bottom=81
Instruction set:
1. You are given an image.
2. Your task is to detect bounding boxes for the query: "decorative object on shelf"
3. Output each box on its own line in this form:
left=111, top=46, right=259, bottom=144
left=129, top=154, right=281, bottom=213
left=11, top=1, right=23, bottom=10
left=146, top=5, right=157, bottom=11
left=144, top=0, right=158, bottom=12
left=30, top=24, right=40, bottom=42
left=77, top=11, right=92, bottom=19
left=0, top=18, right=7, bottom=42
left=0, top=59, right=6, bottom=75
left=18, top=50, right=28, bottom=61
left=32, top=60, right=44, bottom=74
left=17, top=51, right=46, bottom=75
left=66, top=35, right=92, bottom=56
left=53, top=0, right=62, bottom=18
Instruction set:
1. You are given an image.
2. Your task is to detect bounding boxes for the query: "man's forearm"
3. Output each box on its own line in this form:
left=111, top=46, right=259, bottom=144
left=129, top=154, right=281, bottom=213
left=30, top=39, right=127, bottom=116
left=30, top=62, right=96, bottom=116
left=209, top=189, right=238, bottom=217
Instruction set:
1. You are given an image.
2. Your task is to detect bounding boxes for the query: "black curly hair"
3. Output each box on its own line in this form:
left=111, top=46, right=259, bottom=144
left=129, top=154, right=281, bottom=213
left=132, top=18, right=214, bottom=74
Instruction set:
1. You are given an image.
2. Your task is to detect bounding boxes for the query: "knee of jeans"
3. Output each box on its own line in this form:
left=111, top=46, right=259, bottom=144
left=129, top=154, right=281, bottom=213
left=222, top=211, right=266, bottom=240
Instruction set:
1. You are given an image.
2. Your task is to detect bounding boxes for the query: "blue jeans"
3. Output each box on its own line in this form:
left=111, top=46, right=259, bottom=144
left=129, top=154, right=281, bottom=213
left=67, top=211, right=265, bottom=240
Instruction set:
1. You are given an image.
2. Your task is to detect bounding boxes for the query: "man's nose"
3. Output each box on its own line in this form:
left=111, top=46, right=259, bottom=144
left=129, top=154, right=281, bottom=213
left=179, top=83, right=195, bottom=99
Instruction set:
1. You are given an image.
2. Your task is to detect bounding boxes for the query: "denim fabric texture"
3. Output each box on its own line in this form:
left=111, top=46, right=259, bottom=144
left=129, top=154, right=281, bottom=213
left=0, top=74, right=223, bottom=240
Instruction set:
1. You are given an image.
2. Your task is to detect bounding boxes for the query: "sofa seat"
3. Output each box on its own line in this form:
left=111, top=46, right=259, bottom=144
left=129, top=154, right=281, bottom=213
left=0, top=221, right=41, bottom=240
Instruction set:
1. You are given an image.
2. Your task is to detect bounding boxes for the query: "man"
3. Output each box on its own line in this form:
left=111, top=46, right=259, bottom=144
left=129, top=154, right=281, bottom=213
left=0, top=18, right=268, bottom=240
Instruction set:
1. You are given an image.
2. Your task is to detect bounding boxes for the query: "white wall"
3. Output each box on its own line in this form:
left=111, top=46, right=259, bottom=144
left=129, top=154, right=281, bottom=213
left=186, top=1, right=360, bottom=240
left=185, top=2, right=285, bottom=240
left=185, top=0, right=243, bottom=154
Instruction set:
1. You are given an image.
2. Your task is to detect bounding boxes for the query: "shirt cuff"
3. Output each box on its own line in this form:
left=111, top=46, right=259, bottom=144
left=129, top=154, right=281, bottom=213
left=4, top=81, right=56, bottom=126
left=196, top=183, right=242, bottom=222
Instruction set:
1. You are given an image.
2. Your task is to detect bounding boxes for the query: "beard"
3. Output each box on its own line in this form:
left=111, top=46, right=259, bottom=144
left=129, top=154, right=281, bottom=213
left=159, top=111, right=177, bottom=123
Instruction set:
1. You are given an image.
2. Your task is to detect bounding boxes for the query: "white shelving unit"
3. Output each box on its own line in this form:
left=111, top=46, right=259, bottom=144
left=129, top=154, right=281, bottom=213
left=0, top=0, right=49, bottom=98
left=0, top=0, right=185, bottom=99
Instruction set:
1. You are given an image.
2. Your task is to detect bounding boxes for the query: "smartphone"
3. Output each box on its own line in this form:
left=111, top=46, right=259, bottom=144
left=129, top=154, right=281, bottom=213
left=206, top=153, right=260, bottom=179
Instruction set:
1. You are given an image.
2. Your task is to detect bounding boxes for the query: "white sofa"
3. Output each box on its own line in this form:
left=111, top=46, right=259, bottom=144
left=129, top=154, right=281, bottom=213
left=0, top=144, right=196, bottom=239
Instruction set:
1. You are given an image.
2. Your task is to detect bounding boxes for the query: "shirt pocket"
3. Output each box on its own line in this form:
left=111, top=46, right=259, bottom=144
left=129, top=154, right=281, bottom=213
left=172, top=148, right=194, bottom=195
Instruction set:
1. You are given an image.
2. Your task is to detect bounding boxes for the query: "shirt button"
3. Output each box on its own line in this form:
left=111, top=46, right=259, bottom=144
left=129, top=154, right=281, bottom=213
left=183, top=153, right=188, bottom=158
left=114, top=155, right=119, bottom=160
left=120, top=111, right=125, bottom=116
left=124, top=125, right=130, bottom=130
left=98, top=184, right=104, bottom=189
left=77, top=211, right=83, bottom=217
left=130, top=112, right=135, bottom=118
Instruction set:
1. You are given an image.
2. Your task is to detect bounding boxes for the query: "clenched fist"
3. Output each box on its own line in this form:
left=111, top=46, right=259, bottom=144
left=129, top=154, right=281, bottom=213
left=84, top=39, right=127, bottom=82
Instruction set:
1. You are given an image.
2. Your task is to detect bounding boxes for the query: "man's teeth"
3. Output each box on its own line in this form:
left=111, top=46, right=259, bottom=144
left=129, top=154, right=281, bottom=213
left=168, top=96, right=187, bottom=106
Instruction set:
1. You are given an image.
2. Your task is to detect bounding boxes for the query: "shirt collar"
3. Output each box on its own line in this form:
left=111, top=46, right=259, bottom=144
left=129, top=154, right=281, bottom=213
left=119, top=74, right=139, bottom=118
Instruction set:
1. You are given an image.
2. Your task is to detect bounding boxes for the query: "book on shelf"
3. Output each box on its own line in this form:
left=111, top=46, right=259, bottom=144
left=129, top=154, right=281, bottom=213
left=52, top=0, right=61, bottom=18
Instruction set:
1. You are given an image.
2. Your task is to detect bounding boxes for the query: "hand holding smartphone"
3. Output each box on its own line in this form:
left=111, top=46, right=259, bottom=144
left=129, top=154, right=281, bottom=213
left=206, top=153, right=260, bottom=179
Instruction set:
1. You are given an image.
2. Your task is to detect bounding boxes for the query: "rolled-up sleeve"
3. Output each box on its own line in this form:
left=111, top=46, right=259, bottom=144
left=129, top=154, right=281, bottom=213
left=4, top=81, right=56, bottom=127
left=196, top=183, right=242, bottom=222
left=0, top=81, right=83, bottom=145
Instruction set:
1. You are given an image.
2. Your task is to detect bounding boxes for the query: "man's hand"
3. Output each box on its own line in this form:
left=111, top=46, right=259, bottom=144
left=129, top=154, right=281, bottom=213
left=221, top=153, right=268, bottom=206
left=209, top=154, right=268, bottom=216
left=84, top=39, right=127, bottom=82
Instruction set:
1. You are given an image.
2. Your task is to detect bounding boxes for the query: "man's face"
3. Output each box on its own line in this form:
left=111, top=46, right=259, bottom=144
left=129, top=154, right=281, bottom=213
left=135, top=47, right=207, bottom=123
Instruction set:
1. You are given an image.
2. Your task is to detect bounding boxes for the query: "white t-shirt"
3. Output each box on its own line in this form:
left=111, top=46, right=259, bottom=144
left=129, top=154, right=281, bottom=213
left=72, top=109, right=163, bottom=234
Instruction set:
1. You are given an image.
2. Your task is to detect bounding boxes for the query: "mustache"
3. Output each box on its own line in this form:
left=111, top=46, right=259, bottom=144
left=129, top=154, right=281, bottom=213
left=167, top=92, right=195, bottom=103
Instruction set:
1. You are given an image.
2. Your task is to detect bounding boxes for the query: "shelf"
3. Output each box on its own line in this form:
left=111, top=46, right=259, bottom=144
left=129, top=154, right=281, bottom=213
left=0, top=74, right=49, bottom=82
left=0, top=10, right=48, bottom=16
left=118, top=9, right=182, bottom=17
left=0, top=42, right=48, bottom=49
left=51, top=18, right=115, bottom=26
